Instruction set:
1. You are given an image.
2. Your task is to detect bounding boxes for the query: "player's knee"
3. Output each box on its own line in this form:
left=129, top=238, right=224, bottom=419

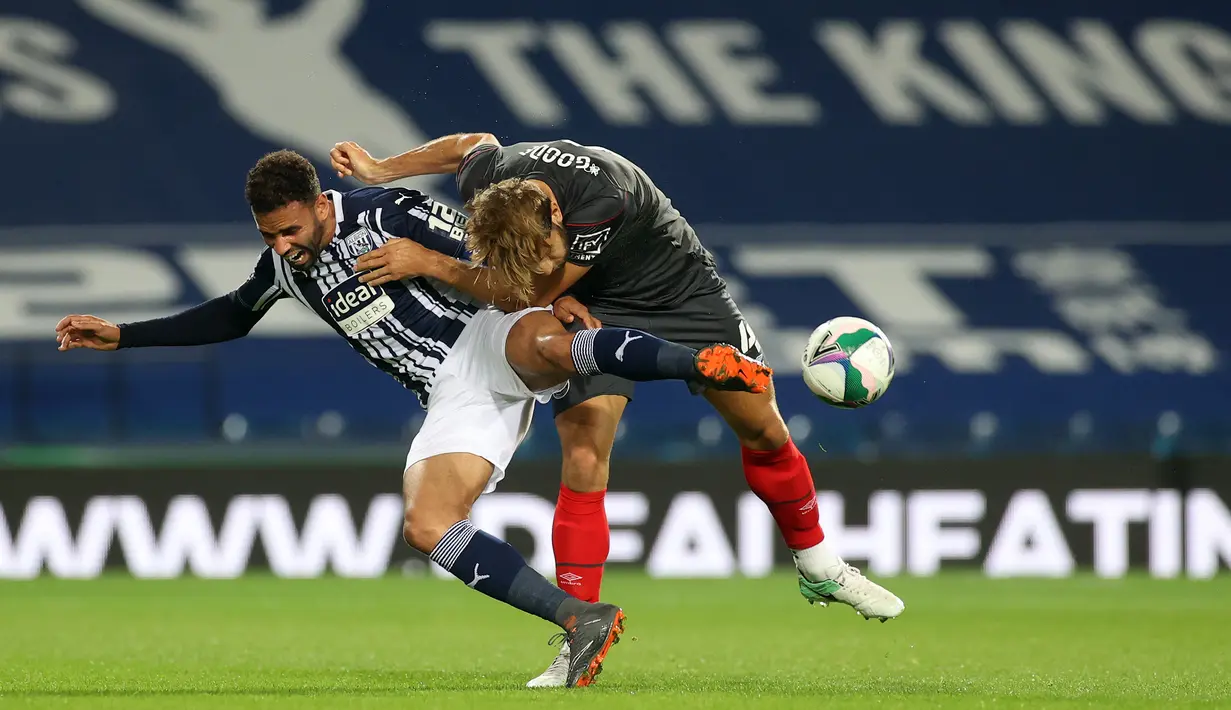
left=402, top=506, right=453, bottom=554
left=562, top=445, right=610, bottom=492
left=508, top=312, right=572, bottom=377
left=732, top=411, right=790, bottom=450
left=533, top=332, right=575, bottom=376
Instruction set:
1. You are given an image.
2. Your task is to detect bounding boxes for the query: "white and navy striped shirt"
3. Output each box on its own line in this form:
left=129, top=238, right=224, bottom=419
left=232, top=188, right=480, bottom=407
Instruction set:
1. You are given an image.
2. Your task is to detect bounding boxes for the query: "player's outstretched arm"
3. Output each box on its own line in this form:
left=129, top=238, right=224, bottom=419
left=356, top=239, right=519, bottom=310
left=355, top=237, right=586, bottom=313
left=55, top=296, right=267, bottom=352
left=330, top=134, right=500, bottom=184
left=431, top=255, right=589, bottom=312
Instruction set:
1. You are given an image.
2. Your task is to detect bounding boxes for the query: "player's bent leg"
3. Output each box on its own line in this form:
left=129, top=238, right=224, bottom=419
left=402, top=452, right=576, bottom=615
left=401, top=452, right=490, bottom=553
left=401, top=453, right=625, bottom=687
left=504, top=310, right=770, bottom=393
left=702, top=385, right=905, bottom=621
left=402, top=350, right=626, bottom=687
left=526, top=395, right=626, bottom=689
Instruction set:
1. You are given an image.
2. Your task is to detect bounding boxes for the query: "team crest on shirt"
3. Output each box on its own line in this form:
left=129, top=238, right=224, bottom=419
left=343, top=228, right=375, bottom=256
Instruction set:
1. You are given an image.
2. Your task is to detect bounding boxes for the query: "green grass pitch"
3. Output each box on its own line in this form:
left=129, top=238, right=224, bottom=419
left=0, top=572, right=1228, bottom=708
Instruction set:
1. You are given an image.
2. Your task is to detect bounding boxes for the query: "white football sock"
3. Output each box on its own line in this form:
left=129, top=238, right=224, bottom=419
left=792, top=539, right=844, bottom=581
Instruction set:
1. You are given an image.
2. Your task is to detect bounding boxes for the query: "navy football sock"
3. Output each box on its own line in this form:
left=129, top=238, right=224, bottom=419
left=430, top=520, right=589, bottom=629
left=570, top=328, right=698, bottom=382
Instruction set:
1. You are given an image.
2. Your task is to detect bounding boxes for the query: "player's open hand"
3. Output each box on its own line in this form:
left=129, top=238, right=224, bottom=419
left=354, top=239, right=438, bottom=286
left=330, top=141, right=384, bottom=184
left=552, top=295, right=601, bottom=329
left=54, top=315, right=120, bottom=352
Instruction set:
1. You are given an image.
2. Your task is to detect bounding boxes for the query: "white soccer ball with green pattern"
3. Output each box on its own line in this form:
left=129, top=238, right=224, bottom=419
left=801, top=317, right=895, bottom=409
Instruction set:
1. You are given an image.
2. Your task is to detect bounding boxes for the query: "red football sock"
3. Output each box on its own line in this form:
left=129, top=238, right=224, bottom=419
left=552, top=484, right=609, bottom=603
left=741, top=439, right=825, bottom=550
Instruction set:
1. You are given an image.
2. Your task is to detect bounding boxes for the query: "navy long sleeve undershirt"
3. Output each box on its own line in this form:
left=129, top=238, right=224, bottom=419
left=117, top=295, right=264, bottom=349
left=115, top=186, right=470, bottom=351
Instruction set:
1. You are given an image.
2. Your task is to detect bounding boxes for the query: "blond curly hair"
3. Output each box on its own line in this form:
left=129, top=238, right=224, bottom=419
left=463, top=178, right=552, bottom=305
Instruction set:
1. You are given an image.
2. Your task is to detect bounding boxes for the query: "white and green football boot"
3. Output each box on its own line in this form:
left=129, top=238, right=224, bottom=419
left=797, top=559, right=905, bottom=621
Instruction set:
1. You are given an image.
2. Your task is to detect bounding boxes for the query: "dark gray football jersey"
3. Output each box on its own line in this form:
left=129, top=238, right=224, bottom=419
left=456, top=139, right=723, bottom=313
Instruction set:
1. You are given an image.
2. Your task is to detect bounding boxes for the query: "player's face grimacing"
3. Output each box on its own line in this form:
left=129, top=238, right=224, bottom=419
left=254, top=195, right=332, bottom=271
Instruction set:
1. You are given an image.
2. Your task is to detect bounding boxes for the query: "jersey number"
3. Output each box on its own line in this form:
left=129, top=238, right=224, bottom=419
left=428, top=201, right=466, bottom=242
left=738, top=320, right=761, bottom=358
left=396, top=194, right=467, bottom=242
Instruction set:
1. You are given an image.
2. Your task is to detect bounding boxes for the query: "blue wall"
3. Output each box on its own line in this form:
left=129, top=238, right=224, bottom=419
left=2, top=1, right=1228, bottom=455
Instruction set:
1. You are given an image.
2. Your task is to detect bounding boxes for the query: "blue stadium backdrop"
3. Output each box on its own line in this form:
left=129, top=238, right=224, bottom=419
left=1, top=0, right=1228, bottom=458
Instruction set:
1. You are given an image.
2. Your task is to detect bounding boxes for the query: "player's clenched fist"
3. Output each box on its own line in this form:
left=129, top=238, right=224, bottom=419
left=55, top=315, right=120, bottom=352
left=330, top=141, right=383, bottom=184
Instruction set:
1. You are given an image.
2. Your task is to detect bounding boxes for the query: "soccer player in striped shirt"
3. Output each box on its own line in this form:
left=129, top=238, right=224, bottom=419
left=54, top=149, right=771, bottom=688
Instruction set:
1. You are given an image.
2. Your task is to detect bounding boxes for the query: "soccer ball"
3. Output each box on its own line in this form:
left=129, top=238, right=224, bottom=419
left=801, top=317, right=895, bottom=409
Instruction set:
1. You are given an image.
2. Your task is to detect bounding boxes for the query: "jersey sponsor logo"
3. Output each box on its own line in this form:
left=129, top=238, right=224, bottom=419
left=570, top=227, right=613, bottom=262
left=321, top=274, right=394, bottom=336
left=518, top=143, right=601, bottom=175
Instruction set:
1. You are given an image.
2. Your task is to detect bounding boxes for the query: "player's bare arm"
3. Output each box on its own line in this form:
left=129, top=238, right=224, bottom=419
left=330, top=133, right=500, bottom=184
left=356, top=237, right=590, bottom=311
left=354, top=238, right=521, bottom=310
left=443, top=251, right=590, bottom=310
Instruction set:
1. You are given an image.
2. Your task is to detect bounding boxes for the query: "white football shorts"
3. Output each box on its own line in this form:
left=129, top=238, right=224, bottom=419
left=404, top=305, right=568, bottom=493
